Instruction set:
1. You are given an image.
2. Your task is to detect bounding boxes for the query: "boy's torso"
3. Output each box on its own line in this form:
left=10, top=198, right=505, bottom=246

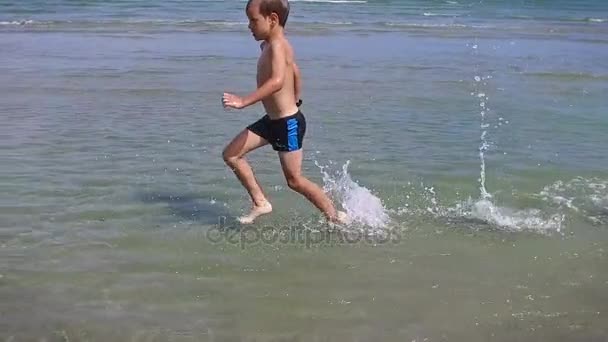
left=257, top=39, right=299, bottom=119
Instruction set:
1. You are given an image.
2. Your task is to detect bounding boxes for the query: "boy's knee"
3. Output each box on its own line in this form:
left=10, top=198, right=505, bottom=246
left=286, top=175, right=304, bottom=190
left=222, top=149, right=238, bottom=166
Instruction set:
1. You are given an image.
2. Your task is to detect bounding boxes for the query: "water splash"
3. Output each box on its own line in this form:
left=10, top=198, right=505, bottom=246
left=315, top=160, right=390, bottom=229
left=474, top=73, right=492, bottom=200
left=540, top=177, right=608, bottom=225
left=452, top=43, right=565, bottom=233
left=468, top=198, right=564, bottom=233
left=393, top=183, right=565, bottom=234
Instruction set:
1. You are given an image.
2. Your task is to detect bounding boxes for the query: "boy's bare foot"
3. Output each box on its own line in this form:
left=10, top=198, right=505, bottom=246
left=337, top=211, right=349, bottom=224
left=237, top=201, right=273, bottom=224
left=326, top=211, right=350, bottom=230
left=331, top=211, right=350, bottom=225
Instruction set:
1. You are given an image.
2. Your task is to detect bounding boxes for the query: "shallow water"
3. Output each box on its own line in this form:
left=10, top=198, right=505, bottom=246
left=1, top=0, right=608, bottom=340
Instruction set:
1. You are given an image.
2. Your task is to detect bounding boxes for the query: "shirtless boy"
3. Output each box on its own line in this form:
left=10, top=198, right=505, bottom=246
left=221, top=0, right=347, bottom=224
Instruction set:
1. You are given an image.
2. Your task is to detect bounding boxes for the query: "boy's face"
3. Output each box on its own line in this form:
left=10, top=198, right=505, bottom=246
left=246, top=2, right=273, bottom=41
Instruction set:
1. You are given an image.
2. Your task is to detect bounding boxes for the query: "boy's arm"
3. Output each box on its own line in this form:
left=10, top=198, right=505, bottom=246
left=222, top=43, right=286, bottom=109
left=293, top=61, right=302, bottom=105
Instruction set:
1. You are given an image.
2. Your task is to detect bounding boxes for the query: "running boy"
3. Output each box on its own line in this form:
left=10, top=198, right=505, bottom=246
left=221, top=0, right=347, bottom=224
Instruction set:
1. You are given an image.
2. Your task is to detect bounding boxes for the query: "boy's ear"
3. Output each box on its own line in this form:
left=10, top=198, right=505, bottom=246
left=269, top=12, right=279, bottom=26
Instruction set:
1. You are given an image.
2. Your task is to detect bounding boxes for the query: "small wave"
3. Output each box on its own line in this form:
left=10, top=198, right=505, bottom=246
left=383, top=22, right=469, bottom=28
left=122, top=19, right=246, bottom=26
left=498, top=14, right=608, bottom=23
left=1, top=18, right=487, bottom=34
left=0, top=19, right=249, bottom=32
left=568, top=17, right=606, bottom=23
left=324, top=21, right=353, bottom=25
left=423, top=12, right=459, bottom=17
left=0, top=20, right=34, bottom=26
left=305, top=20, right=353, bottom=26
left=522, top=71, right=608, bottom=81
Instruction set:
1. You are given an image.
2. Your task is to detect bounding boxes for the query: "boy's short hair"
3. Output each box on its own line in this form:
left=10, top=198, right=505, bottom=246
left=247, top=0, right=290, bottom=27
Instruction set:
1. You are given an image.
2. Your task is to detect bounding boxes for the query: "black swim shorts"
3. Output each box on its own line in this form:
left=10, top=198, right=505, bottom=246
left=247, top=111, right=306, bottom=152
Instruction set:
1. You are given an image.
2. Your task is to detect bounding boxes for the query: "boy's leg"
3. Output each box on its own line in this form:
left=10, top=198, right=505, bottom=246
left=223, top=129, right=272, bottom=222
left=278, top=149, right=346, bottom=223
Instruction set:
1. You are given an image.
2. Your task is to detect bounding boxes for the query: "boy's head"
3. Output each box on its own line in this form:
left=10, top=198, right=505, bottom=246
left=246, top=0, right=290, bottom=40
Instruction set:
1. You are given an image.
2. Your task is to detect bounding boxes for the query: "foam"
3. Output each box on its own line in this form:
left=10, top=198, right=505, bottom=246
left=539, top=177, right=608, bottom=224
left=0, top=20, right=34, bottom=25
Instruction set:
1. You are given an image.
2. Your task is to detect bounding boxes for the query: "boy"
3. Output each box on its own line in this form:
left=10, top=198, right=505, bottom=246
left=221, top=0, right=347, bottom=224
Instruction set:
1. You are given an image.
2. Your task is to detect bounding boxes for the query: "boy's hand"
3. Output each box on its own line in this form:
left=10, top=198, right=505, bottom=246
left=222, top=93, right=245, bottom=109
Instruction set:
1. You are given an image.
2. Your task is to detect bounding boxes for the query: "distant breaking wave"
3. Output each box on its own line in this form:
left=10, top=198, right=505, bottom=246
left=500, top=15, right=607, bottom=23
left=383, top=22, right=471, bottom=28
left=0, top=18, right=474, bottom=30
left=0, top=20, right=34, bottom=25
left=0, top=19, right=248, bottom=29
left=1, top=17, right=604, bottom=35
left=422, top=12, right=461, bottom=17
